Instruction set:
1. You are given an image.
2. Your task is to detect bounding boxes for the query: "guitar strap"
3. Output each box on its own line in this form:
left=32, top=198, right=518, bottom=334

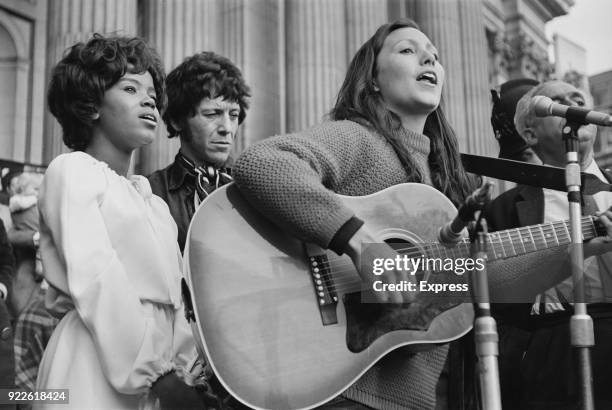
left=460, top=154, right=612, bottom=195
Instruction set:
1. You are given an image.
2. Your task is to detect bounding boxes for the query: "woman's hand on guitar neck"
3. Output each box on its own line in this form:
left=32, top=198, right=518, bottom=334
left=343, top=224, right=417, bottom=304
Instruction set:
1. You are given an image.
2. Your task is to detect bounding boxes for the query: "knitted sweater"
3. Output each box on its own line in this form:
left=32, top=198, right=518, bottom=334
left=235, top=120, right=432, bottom=250
left=233, top=120, right=571, bottom=409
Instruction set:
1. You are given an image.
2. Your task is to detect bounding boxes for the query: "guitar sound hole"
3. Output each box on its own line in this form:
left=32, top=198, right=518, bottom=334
left=385, top=239, right=426, bottom=282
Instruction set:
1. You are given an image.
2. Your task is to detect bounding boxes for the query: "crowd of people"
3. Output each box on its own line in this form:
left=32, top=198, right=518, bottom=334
left=0, top=16, right=610, bottom=410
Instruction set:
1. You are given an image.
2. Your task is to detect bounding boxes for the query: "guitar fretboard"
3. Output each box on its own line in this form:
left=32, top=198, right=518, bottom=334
left=424, top=216, right=602, bottom=261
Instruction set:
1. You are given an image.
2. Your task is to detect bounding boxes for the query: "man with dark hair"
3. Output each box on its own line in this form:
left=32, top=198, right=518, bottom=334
left=490, top=78, right=540, bottom=163
left=149, top=51, right=251, bottom=253
left=488, top=78, right=541, bottom=409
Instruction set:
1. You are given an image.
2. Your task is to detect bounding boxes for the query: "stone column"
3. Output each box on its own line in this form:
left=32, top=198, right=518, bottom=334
left=143, top=0, right=221, bottom=71
left=413, top=0, right=468, bottom=151
left=458, top=0, right=495, bottom=156
left=388, top=0, right=408, bottom=20
left=12, top=58, right=30, bottom=161
left=138, top=0, right=222, bottom=175
left=0, top=11, right=30, bottom=163
left=44, top=0, right=137, bottom=163
left=413, top=0, right=493, bottom=156
left=345, top=0, right=388, bottom=58
left=285, top=0, right=347, bottom=133
left=220, top=0, right=283, bottom=154
left=138, top=0, right=284, bottom=174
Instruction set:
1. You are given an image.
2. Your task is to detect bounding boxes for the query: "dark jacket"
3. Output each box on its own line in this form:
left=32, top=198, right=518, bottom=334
left=148, top=154, right=232, bottom=253
left=484, top=184, right=545, bottom=326
left=148, top=156, right=199, bottom=253
left=483, top=173, right=612, bottom=410
left=485, top=184, right=544, bottom=232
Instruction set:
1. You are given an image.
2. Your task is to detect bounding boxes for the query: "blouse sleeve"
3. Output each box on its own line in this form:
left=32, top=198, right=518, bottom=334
left=39, top=154, right=174, bottom=394
left=169, top=245, right=201, bottom=386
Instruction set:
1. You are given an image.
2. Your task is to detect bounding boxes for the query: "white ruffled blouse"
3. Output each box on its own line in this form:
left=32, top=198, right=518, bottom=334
left=38, top=151, right=197, bottom=398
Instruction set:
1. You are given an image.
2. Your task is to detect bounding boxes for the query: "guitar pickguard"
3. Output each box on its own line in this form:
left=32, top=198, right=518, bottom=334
left=343, top=295, right=460, bottom=352
left=343, top=270, right=468, bottom=353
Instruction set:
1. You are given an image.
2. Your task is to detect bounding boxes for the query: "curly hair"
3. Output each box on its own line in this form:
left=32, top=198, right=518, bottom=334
left=47, top=34, right=165, bottom=151
left=163, top=51, right=251, bottom=138
left=331, top=18, right=475, bottom=206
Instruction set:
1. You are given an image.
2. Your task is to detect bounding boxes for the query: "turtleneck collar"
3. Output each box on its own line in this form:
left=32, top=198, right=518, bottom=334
left=395, top=127, right=431, bottom=157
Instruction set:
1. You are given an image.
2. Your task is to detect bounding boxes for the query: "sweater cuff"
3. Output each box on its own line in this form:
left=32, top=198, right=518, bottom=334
left=328, top=216, right=364, bottom=255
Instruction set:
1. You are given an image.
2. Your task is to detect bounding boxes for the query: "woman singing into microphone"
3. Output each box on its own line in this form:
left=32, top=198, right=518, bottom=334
left=233, top=18, right=606, bottom=409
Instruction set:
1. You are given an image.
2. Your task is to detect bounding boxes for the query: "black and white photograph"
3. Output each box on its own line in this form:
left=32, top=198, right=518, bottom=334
left=1, top=0, right=612, bottom=409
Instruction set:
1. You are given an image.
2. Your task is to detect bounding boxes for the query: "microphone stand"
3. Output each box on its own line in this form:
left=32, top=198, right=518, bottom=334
left=563, top=119, right=595, bottom=410
left=469, top=217, right=502, bottom=410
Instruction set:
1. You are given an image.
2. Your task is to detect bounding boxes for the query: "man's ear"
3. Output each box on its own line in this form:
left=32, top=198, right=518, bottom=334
left=522, top=128, right=537, bottom=147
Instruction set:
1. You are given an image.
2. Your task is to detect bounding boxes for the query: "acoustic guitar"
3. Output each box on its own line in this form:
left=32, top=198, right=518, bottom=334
left=183, top=183, right=603, bottom=410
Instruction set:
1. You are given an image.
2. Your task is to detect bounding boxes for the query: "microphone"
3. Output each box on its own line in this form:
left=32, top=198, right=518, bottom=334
left=438, top=181, right=493, bottom=246
left=533, top=95, right=612, bottom=127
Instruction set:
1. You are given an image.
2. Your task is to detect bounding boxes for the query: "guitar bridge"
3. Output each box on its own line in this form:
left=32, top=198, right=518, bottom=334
left=308, top=254, right=338, bottom=325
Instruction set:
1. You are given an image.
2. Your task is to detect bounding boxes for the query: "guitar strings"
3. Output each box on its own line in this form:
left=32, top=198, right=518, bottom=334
left=311, top=217, right=597, bottom=271
left=308, top=221, right=595, bottom=293
left=307, top=216, right=599, bottom=276
left=305, top=219, right=599, bottom=294
left=312, top=222, right=596, bottom=275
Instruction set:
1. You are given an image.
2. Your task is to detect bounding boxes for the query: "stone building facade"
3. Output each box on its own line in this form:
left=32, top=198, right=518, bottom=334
left=0, top=0, right=572, bottom=175
left=590, top=69, right=612, bottom=168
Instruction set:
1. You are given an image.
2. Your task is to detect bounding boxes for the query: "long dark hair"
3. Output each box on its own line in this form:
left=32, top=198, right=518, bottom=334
left=330, top=18, right=474, bottom=205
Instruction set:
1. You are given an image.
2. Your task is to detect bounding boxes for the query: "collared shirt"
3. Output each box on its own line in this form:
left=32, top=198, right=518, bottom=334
left=148, top=153, right=231, bottom=253
left=534, top=160, right=612, bottom=314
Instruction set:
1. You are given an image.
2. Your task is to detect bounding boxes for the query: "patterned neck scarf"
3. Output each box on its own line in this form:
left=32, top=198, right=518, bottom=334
left=177, top=152, right=233, bottom=208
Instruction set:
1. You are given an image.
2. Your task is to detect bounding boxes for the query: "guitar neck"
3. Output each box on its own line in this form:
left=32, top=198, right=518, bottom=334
left=428, top=216, right=602, bottom=262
